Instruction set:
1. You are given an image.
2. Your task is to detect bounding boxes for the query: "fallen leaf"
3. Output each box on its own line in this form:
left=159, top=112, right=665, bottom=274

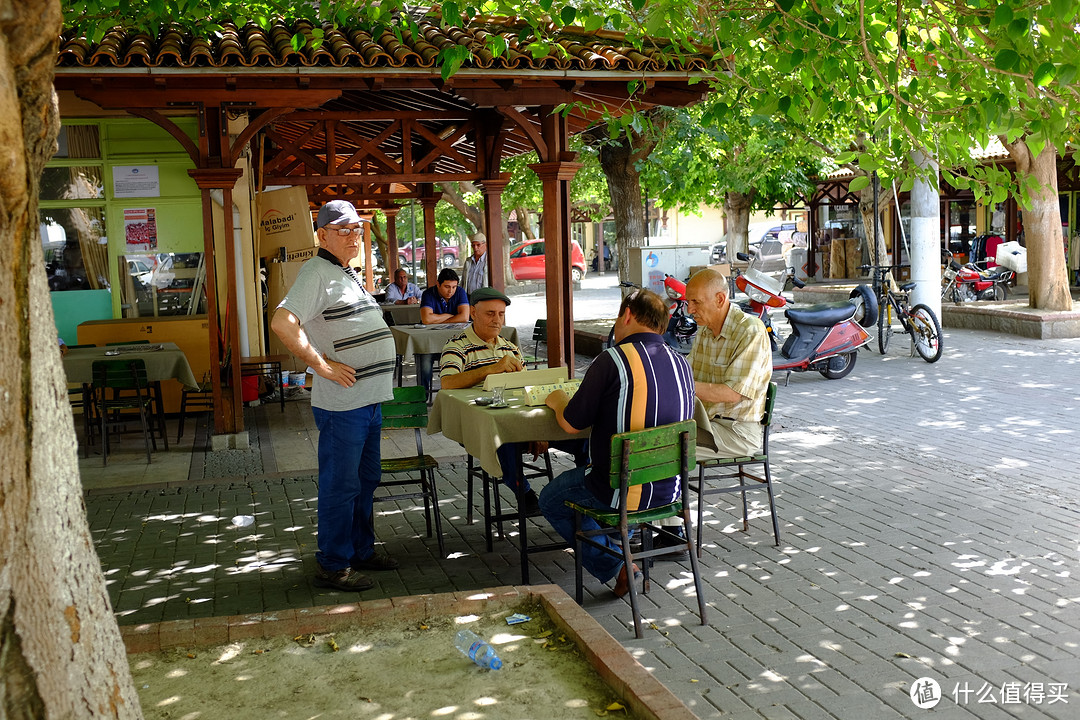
left=186, top=653, right=196, bottom=659
left=690, top=678, right=699, bottom=683
left=535, top=630, right=553, bottom=639
left=606, top=701, right=626, bottom=712
left=328, top=637, right=340, bottom=652
left=895, top=652, right=913, bottom=658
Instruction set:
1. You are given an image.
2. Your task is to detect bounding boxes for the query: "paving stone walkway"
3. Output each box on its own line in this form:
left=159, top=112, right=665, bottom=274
left=86, top=326, right=1080, bottom=719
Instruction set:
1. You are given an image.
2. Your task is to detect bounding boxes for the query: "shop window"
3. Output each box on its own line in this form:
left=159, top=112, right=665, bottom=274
left=40, top=207, right=108, bottom=291
left=117, top=252, right=206, bottom=317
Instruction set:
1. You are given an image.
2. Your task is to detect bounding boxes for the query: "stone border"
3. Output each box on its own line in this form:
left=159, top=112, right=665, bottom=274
left=119, top=584, right=699, bottom=720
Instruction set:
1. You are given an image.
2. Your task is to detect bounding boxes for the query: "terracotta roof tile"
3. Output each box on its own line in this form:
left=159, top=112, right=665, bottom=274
left=58, top=17, right=709, bottom=73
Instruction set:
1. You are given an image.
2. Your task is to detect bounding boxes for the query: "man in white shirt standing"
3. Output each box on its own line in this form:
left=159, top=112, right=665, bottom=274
left=463, top=232, right=489, bottom=295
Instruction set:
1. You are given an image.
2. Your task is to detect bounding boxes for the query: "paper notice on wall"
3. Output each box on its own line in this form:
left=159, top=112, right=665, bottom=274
left=113, top=165, right=160, bottom=198
left=124, top=208, right=158, bottom=252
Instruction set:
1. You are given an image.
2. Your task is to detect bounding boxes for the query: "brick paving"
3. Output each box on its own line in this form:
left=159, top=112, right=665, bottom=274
left=85, top=325, right=1080, bottom=719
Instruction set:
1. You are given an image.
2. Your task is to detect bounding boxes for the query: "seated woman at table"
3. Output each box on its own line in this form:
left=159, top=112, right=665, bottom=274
left=440, top=287, right=587, bottom=515
left=415, top=268, right=471, bottom=393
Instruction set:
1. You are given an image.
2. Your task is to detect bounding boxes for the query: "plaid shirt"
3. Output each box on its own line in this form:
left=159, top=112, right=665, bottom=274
left=689, top=304, right=771, bottom=423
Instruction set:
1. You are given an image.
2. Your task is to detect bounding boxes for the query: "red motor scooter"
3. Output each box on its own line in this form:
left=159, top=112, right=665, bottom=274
left=736, top=267, right=878, bottom=381
left=940, top=254, right=1015, bottom=302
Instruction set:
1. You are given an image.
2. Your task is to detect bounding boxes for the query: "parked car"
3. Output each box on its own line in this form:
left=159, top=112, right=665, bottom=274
left=509, top=238, right=587, bottom=283
left=397, top=239, right=458, bottom=269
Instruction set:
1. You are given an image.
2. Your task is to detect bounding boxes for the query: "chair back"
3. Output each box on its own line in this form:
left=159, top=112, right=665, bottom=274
left=381, top=385, right=428, bottom=430
left=607, top=420, right=696, bottom=490
left=92, top=359, right=150, bottom=394
left=532, top=319, right=547, bottom=354
left=760, top=381, right=777, bottom=454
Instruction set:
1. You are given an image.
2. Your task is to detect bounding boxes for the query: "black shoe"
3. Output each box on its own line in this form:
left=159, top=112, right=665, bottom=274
left=653, top=528, right=689, bottom=559
left=519, top=490, right=541, bottom=516
left=313, top=562, right=374, bottom=591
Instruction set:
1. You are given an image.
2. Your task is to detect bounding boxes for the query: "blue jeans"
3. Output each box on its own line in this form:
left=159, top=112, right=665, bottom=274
left=538, top=465, right=624, bottom=583
left=416, top=353, right=436, bottom=392
left=496, top=440, right=589, bottom=494
left=313, top=404, right=383, bottom=571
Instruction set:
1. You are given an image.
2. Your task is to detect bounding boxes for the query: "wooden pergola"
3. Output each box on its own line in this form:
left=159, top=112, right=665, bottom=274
left=56, top=16, right=709, bottom=435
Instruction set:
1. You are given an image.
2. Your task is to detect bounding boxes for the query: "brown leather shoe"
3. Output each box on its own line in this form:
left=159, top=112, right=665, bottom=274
left=612, top=563, right=642, bottom=598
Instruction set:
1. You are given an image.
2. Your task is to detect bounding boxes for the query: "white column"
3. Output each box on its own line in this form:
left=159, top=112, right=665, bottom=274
left=909, top=150, right=941, bottom=319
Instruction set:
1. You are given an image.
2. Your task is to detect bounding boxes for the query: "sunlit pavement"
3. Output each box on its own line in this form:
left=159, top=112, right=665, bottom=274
left=83, top=295, right=1080, bottom=719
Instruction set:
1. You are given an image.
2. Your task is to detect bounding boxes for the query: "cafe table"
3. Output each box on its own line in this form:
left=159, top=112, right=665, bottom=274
left=380, top=303, right=423, bottom=326
left=62, top=342, right=199, bottom=390
left=429, top=385, right=586, bottom=583
left=390, top=324, right=519, bottom=386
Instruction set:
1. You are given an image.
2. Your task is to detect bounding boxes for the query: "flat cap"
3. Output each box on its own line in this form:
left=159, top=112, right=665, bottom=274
left=470, top=287, right=511, bottom=306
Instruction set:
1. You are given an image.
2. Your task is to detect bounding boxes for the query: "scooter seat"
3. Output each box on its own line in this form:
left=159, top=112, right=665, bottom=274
left=785, top=301, right=856, bottom=327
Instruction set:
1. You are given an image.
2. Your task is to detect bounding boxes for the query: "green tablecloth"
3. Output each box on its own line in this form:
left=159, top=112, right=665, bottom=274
left=62, top=343, right=199, bottom=390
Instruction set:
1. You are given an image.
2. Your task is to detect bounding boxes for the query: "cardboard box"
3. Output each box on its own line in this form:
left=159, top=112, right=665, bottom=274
left=258, top=186, right=316, bottom=257
left=266, top=261, right=310, bottom=372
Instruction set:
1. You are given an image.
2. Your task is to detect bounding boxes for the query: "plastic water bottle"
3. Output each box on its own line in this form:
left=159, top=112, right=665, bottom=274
left=454, top=629, right=503, bottom=670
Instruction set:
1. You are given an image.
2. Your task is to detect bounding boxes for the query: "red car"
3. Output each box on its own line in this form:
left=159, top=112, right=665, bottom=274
left=509, top=238, right=587, bottom=283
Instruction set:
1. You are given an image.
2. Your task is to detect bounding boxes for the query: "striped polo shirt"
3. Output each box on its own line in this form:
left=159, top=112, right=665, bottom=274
left=278, top=250, right=395, bottom=411
left=439, top=325, right=523, bottom=381
left=563, top=332, right=695, bottom=510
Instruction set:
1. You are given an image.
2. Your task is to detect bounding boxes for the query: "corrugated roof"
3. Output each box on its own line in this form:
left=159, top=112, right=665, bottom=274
left=58, top=17, right=710, bottom=73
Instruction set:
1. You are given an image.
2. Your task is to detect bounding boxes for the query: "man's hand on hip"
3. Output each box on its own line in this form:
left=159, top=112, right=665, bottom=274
left=319, top=358, right=357, bottom=388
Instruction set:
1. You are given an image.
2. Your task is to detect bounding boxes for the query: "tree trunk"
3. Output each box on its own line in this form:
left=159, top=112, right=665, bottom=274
left=857, top=183, right=890, bottom=271
left=597, top=135, right=648, bottom=285
left=436, top=181, right=483, bottom=232
left=516, top=206, right=535, bottom=240
left=0, top=2, right=142, bottom=718
left=1001, top=137, right=1072, bottom=311
left=723, top=191, right=754, bottom=259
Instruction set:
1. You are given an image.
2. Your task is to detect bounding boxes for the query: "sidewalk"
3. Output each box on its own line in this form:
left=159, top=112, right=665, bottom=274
left=83, top=325, right=1080, bottom=719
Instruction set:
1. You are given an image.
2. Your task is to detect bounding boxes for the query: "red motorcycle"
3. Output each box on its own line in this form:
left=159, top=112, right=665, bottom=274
left=737, top=266, right=878, bottom=381
left=611, top=276, right=696, bottom=355
left=941, top=254, right=1014, bottom=302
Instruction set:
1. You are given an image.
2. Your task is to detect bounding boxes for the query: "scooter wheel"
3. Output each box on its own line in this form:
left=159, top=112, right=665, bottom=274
left=850, top=285, right=878, bottom=327
left=819, top=351, right=857, bottom=380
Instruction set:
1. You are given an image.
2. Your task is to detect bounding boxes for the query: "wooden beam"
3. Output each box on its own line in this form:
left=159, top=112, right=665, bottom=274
left=69, top=87, right=341, bottom=109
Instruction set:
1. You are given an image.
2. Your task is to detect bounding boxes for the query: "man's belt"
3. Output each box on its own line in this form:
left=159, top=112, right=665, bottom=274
left=713, top=415, right=740, bottom=422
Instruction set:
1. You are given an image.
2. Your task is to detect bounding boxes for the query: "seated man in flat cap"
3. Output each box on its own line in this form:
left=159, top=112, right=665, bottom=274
left=439, top=287, right=587, bottom=516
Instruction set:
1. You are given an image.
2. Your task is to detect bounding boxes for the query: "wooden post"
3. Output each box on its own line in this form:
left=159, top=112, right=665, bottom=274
left=478, top=175, right=511, bottom=291
left=420, top=194, right=440, bottom=283
left=384, top=206, right=400, bottom=273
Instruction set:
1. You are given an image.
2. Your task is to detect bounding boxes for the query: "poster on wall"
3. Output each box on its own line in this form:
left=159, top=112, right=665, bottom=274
left=113, top=165, right=161, bottom=198
left=124, top=208, right=158, bottom=252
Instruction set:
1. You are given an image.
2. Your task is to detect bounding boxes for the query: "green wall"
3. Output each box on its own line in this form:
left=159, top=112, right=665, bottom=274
left=51, top=289, right=113, bottom=344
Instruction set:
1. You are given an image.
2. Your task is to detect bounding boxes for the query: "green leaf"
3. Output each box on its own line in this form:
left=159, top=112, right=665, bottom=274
left=848, top=175, right=870, bottom=192
left=992, top=5, right=1013, bottom=28
left=1058, top=64, right=1078, bottom=86
left=560, top=6, right=576, bottom=25
left=899, top=177, right=914, bottom=193
left=291, top=33, right=303, bottom=52
left=790, top=48, right=804, bottom=66
left=834, top=150, right=857, bottom=164
left=583, top=15, right=604, bottom=32
left=442, top=1, right=459, bottom=24
left=1033, top=62, right=1055, bottom=86
left=1051, top=0, right=1075, bottom=21
left=631, top=0, right=647, bottom=11
left=858, top=153, right=880, bottom=172
left=777, top=0, right=796, bottom=11
left=1006, top=18, right=1029, bottom=42
left=994, top=49, right=1019, bottom=71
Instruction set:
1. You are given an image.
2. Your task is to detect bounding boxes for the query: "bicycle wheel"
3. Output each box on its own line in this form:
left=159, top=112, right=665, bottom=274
left=877, top=296, right=893, bottom=354
left=908, top=304, right=943, bottom=363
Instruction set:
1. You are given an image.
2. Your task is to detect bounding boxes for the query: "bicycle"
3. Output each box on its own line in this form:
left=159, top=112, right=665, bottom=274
left=860, top=265, right=943, bottom=363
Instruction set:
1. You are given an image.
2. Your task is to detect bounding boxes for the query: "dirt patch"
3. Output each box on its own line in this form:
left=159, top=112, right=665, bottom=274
left=130, top=599, right=638, bottom=719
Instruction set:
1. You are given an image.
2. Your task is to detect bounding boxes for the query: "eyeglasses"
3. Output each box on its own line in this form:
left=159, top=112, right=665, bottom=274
left=328, top=226, right=363, bottom=237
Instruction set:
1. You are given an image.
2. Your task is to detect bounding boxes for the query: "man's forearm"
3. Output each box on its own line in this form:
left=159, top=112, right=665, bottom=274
left=271, top=309, right=329, bottom=374
left=695, top=380, right=743, bottom=405
left=439, top=366, right=491, bottom=389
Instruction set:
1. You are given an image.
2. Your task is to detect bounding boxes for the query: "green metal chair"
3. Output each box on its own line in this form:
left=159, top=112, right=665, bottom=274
left=521, top=319, right=547, bottom=369
left=376, top=385, right=444, bottom=556
left=565, top=419, right=705, bottom=638
left=177, top=376, right=214, bottom=442
left=91, top=359, right=156, bottom=466
left=690, top=382, right=780, bottom=554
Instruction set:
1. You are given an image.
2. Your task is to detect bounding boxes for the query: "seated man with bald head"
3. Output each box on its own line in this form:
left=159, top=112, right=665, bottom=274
left=684, top=268, right=772, bottom=456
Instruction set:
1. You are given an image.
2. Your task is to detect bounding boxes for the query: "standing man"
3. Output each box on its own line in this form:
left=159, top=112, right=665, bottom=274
left=684, top=268, right=772, bottom=457
left=440, top=287, right=587, bottom=515
left=539, top=289, right=695, bottom=597
left=415, top=267, right=470, bottom=393
left=462, top=231, right=489, bottom=295
left=271, top=200, right=399, bottom=592
left=383, top=268, right=422, bottom=305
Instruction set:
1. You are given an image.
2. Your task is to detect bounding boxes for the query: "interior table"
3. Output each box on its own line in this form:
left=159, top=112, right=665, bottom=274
left=429, top=385, right=587, bottom=584
left=63, top=342, right=198, bottom=390
left=381, top=303, right=423, bottom=326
